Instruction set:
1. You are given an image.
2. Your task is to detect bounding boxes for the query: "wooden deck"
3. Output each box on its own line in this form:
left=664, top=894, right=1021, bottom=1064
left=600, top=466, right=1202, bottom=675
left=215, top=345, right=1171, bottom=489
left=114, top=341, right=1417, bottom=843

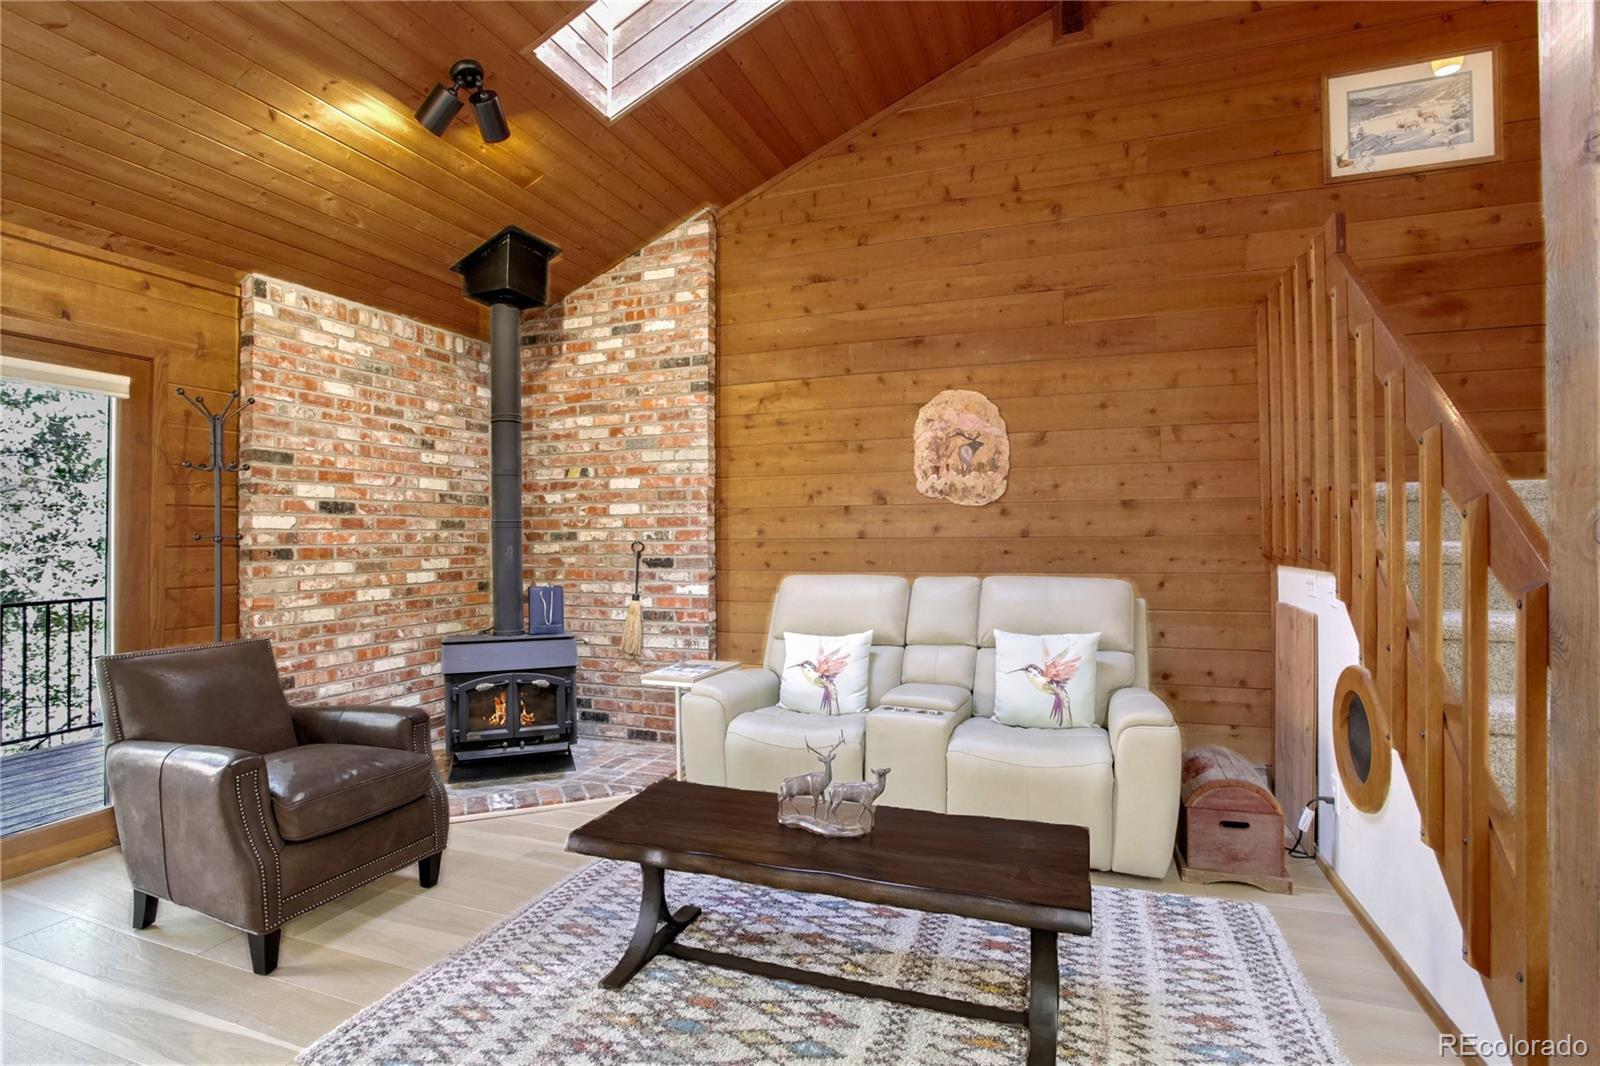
left=0, top=738, right=105, bottom=836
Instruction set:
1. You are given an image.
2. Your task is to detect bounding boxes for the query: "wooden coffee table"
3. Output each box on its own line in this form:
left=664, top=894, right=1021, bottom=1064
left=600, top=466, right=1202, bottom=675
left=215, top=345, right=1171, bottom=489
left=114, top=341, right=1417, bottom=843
left=566, top=780, right=1091, bottom=1065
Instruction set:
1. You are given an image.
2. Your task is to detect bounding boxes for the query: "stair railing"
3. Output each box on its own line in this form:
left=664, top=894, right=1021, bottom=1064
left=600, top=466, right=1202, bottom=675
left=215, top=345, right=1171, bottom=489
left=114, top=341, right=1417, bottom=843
left=1256, top=213, right=1550, bottom=1053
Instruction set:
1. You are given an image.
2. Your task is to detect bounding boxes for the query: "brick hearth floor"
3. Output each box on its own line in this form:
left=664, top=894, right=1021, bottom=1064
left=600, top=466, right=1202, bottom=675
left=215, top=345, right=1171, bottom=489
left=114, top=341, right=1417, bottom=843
left=444, top=737, right=677, bottom=818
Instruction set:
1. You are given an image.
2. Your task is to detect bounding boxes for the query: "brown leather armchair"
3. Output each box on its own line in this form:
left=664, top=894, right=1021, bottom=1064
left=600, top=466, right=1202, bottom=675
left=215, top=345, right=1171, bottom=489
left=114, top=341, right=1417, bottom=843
left=98, top=639, right=448, bottom=974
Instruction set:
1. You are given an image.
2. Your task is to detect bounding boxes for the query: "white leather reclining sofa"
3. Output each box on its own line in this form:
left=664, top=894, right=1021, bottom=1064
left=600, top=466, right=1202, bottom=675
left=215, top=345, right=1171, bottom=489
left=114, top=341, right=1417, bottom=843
left=680, top=574, right=1181, bottom=877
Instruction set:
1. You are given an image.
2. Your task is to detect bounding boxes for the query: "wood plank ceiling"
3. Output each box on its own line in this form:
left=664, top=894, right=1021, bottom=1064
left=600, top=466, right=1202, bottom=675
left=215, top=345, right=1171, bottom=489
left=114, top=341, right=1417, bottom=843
left=0, top=1, right=1048, bottom=334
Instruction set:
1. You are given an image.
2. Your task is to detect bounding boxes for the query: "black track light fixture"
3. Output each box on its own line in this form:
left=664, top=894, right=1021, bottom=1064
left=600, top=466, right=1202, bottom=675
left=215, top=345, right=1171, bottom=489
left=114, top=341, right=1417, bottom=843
left=415, top=82, right=463, bottom=135
left=470, top=89, right=510, bottom=144
left=414, top=59, right=510, bottom=144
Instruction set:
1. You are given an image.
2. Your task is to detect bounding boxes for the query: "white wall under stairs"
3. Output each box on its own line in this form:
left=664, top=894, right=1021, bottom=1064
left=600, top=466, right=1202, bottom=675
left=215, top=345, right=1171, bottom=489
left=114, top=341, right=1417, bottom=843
left=1277, top=566, right=1505, bottom=1061
left=1378, top=478, right=1549, bottom=802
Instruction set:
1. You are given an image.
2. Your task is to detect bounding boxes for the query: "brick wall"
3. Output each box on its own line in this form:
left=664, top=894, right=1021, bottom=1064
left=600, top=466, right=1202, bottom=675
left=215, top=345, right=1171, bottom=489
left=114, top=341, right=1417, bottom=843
left=237, top=213, right=716, bottom=739
left=237, top=277, right=491, bottom=710
left=520, top=212, right=717, bottom=741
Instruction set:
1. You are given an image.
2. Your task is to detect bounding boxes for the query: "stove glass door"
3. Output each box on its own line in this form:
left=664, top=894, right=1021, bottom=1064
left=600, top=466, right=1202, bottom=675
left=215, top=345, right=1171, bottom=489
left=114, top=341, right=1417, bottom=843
left=514, top=675, right=563, bottom=734
left=464, top=681, right=514, bottom=734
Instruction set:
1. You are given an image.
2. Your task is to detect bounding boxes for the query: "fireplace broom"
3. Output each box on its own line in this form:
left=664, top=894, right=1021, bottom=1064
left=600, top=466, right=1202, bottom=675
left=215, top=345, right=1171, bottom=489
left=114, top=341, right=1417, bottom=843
left=622, top=540, right=644, bottom=657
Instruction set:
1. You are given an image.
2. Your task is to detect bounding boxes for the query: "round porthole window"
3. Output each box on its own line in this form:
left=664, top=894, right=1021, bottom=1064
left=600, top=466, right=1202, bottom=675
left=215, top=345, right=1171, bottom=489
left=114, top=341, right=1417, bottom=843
left=1334, top=664, right=1391, bottom=813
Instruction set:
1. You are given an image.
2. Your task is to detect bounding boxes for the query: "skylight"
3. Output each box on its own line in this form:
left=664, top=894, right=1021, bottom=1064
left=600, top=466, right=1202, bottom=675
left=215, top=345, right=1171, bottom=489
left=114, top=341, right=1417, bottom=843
left=531, top=0, right=785, bottom=120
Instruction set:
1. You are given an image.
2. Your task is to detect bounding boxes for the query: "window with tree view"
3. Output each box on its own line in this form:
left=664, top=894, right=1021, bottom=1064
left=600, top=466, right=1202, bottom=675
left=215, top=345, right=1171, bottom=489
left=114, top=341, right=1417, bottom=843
left=0, top=374, right=114, bottom=834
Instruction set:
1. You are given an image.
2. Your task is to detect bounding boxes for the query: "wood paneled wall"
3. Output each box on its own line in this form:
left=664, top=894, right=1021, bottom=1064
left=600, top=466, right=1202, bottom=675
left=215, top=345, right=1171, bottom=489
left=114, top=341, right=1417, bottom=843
left=1, top=224, right=241, bottom=648
left=715, top=1, right=1543, bottom=763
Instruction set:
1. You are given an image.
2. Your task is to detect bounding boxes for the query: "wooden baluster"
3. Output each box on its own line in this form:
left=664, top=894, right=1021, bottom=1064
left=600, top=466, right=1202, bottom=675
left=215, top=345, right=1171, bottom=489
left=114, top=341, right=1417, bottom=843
left=1517, top=582, right=1550, bottom=1048
left=1293, top=253, right=1312, bottom=564
left=1460, top=494, right=1491, bottom=971
left=1256, top=302, right=1273, bottom=559
left=1330, top=282, right=1351, bottom=597
left=1309, top=235, right=1329, bottom=567
left=1418, top=425, right=1445, bottom=849
left=1279, top=277, right=1297, bottom=563
left=1383, top=370, right=1408, bottom=758
left=1353, top=325, right=1378, bottom=666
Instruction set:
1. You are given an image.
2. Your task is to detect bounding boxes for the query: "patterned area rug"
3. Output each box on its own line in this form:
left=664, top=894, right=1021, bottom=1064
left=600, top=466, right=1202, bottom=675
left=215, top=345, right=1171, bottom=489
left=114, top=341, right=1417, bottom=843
left=301, top=860, right=1345, bottom=1065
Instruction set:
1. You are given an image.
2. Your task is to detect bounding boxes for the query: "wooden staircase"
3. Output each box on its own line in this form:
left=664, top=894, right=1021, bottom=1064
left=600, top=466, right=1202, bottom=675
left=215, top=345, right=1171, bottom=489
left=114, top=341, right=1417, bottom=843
left=1386, top=477, right=1549, bottom=802
left=1256, top=215, right=1549, bottom=1056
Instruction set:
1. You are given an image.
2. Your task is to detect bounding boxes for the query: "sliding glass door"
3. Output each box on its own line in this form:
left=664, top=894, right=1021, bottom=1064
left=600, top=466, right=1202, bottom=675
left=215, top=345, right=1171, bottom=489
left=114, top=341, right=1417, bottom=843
left=1, top=357, right=124, bottom=835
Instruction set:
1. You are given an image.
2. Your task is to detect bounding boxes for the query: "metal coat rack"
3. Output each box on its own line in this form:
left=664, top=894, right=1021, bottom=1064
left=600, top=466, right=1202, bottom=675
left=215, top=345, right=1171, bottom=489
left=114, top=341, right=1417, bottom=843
left=177, top=388, right=254, bottom=641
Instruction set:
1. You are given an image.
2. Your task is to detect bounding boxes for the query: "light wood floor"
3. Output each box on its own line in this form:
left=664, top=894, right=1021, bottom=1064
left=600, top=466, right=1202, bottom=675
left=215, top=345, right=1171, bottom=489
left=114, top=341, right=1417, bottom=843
left=0, top=798, right=1445, bottom=1065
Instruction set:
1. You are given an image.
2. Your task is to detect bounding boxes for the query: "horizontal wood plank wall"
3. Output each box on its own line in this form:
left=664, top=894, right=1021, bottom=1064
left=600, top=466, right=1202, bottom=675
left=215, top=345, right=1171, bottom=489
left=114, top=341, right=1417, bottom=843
left=1, top=224, right=241, bottom=647
left=715, top=1, right=1543, bottom=764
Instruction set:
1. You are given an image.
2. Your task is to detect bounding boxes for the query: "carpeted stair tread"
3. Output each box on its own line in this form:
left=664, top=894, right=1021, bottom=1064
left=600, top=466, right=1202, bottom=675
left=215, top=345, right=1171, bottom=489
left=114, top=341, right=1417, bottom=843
left=1490, top=735, right=1516, bottom=802
left=1441, top=608, right=1519, bottom=643
left=1375, top=478, right=1548, bottom=544
left=1404, top=539, right=1517, bottom=611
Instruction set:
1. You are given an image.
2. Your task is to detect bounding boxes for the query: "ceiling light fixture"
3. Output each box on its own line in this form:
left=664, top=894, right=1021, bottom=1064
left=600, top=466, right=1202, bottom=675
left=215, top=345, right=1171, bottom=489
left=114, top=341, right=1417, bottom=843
left=415, top=59, right=510, bottom=143
left=1430, top=56, right=1465, bottom=77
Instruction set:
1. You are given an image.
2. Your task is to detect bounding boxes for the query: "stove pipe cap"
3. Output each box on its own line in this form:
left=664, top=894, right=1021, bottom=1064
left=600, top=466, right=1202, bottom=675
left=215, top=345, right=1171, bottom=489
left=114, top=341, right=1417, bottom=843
left=452, top=226, right=562, bottom=310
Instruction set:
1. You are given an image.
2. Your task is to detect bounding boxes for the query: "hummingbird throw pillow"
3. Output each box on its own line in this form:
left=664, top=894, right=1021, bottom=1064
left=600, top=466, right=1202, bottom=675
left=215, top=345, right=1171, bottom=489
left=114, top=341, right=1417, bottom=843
left=992, top=630, right=1100, bottom=729
left=778, top=630, right=873, bottom=715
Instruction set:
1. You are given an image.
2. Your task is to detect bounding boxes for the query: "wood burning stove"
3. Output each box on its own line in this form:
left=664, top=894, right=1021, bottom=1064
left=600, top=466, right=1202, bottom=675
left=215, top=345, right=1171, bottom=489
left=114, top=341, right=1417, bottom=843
left=440, top=225, right=579, bottom=768
left=442, top=633, right=577, bottom=763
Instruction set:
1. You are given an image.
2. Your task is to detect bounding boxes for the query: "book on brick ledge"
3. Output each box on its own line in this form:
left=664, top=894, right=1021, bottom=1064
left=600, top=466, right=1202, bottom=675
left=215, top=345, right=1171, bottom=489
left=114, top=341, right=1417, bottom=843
left=640, top=659, right=740, bottom=685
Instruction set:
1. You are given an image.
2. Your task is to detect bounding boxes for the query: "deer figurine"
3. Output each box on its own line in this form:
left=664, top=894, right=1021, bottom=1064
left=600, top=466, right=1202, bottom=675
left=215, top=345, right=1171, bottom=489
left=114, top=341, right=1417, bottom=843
left=776, top=733, right=846, bottom=817
left=823, top=767, right=892, bottom=828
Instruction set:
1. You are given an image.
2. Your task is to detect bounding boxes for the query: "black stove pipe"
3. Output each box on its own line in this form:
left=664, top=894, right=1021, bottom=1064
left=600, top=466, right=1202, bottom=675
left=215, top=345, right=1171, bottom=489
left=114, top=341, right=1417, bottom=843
left=451, top=226, right=562, bottom=636
left=487, top=301, right=525, bottom=635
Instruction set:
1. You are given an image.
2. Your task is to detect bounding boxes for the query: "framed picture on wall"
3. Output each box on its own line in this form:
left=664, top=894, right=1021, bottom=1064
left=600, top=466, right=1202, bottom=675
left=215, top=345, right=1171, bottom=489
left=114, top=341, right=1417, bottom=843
left=1323, top=48, right=1500, bottom=182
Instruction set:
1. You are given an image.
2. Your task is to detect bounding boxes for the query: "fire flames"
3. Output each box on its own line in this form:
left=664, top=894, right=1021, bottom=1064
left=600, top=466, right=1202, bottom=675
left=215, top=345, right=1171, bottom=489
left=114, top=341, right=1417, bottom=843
left=485, top=690, right=508, bottom=728
left=483, top=689, right=538, bottom=729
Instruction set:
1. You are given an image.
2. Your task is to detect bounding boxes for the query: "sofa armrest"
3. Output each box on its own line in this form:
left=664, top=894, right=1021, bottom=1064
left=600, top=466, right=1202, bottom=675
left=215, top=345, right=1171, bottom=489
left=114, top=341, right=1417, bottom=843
left=291, top=705, right=434, bottom=754
left=1107, top=686, right=1177, bottom=752
left=1105, top=687, right=1182, bottom=878
left=106, top=740, right=285, bottom=933
left=686, top=668, right=779, bottom=721
left=680, top=668, right=779, bottom=786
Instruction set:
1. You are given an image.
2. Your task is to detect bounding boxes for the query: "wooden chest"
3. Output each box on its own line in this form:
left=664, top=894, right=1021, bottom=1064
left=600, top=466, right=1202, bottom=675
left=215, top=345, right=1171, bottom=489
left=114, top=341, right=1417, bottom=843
left=1175, top=745, right=1291, bottom=894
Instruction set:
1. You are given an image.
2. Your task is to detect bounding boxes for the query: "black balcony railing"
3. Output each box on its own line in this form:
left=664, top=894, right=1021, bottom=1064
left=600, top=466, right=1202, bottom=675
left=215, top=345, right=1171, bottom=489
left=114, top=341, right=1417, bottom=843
left=1, top=596, right=107, bottom=753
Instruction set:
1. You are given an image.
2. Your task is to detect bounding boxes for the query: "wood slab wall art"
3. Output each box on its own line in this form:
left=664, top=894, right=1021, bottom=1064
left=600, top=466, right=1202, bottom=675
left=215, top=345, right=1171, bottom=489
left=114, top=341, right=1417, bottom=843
left=913, top=389, right=1009, bottom=506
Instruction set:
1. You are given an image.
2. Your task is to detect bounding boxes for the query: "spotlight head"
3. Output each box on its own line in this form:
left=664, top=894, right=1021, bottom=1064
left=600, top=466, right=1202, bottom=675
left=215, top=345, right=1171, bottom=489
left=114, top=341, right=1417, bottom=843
left=414, top=83, right=462, bottom=135
left=471, top=89, right=510, bottom=144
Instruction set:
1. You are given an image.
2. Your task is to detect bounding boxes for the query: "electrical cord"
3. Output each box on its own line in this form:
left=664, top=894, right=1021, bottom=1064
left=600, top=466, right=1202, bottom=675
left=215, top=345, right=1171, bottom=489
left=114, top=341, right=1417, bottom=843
left=1285, top=796, right=1335, bottom=860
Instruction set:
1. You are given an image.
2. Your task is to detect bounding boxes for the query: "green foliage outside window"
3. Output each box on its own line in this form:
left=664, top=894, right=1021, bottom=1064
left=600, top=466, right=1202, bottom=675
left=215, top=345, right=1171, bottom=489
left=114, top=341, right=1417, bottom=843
left=1, top=379, right=111, bottom=751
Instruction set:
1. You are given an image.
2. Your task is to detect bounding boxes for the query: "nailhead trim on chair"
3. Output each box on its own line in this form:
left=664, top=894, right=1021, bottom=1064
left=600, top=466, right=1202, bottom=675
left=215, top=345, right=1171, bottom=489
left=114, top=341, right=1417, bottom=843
left=281, top=836, right=436, bottom=902
left=276, top=840, right=438, bottom=924
left=234, top=769, right=270, bottom=929
left=413, top=719, right=447, bottom=851
left=249, top=771, right=283, bottom=927
left=103, top=670, right=122, bottom=743
left=428, top=771, right=445, bottom=851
